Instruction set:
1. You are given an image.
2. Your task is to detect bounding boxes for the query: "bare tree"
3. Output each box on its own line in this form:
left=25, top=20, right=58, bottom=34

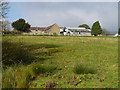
left=0, top=0, right=9, bottom=19
left=0, top=0, right=9, bottom=31
left=102, top=29, right=110, bottom=36
left=3, top=20, right=11, bottom=30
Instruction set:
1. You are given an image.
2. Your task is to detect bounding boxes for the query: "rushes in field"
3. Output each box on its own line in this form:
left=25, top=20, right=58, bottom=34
left=2, top=38, right=35, bottom=67
left=73, top=62, right=96, bottom=74
left=2, top=63, right=57, bottom=88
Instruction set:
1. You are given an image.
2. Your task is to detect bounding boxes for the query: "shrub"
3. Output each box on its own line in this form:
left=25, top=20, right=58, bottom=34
left=2, top=30, right=22, bottom=34
left=73, top=62, right=96, bottom=74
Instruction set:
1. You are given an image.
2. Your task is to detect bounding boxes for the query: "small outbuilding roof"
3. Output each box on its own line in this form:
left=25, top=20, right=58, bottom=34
left=65, top=27, right=91, bottom=32
left=66, top=27, right=86, bottom=30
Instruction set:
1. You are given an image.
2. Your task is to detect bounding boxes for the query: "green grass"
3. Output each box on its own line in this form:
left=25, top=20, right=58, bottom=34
left=2, top=63, right=57, bottom=88
left=2, top=35, right=118, bottom=88
left=73, top=62, right=96, bottom=74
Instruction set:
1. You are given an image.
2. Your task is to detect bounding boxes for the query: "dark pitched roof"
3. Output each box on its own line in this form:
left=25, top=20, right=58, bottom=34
left=30, top=24, right=55, bottom=31
left=30, top=27, right=46, bottom=31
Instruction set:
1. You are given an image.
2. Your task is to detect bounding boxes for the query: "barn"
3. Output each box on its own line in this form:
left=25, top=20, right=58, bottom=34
left=26, top=24, right=60, bottom=35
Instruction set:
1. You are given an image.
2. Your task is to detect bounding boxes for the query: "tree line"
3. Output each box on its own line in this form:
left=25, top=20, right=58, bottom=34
left=11, top=19, right=102, bottom=36
left=5, top=18, right=120, bottom=36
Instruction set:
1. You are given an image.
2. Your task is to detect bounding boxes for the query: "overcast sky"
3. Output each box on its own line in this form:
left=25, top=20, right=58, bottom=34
left=8, top=2, right=118, bottom=33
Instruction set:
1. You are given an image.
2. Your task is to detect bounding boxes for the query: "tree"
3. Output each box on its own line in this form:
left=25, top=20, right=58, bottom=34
left=118, top=28, right=120, bottom=35
left=2, top=20, right=11, bottom=30
left=0, top=0, right=9, bottom=31
left=102, top=29, right=110, bottom=36
left=78, top=24, right=90, bottom=29
left=12, top=18, right=31, bottom=32
left=91, top=21, right=102, bottom=36
left=0, top=1, right=9, bottom=19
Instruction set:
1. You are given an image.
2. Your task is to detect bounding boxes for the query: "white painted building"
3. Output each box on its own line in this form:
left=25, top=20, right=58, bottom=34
left=60, top=27, right=91, bottom=36
left=114, top=33, right=120, bottom=37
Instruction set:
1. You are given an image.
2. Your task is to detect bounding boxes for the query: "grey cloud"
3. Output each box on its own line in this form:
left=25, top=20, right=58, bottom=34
left=9, top=2, right=118, bottom=33
left=7, top=0, right=119, bottom=2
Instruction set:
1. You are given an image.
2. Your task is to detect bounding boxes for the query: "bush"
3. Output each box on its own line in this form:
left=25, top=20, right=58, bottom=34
left=2, top=30, right=22, bottom=34
left=73, top=62, right=96, bottom=74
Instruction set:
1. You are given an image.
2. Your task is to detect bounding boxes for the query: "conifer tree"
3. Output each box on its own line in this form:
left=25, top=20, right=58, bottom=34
left=91, top=21, right=102, bottom=36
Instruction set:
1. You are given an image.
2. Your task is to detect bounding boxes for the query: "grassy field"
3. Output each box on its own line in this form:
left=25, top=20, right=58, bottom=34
left=2, top=35, right=118, bottom=88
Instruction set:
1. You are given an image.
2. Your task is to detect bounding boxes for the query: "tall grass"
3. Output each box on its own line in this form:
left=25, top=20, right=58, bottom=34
left=28, top=62, right=57, bottom=77
left=2, top=38, right=60, bottom=68
left=2, top=63, right=57, bottom=88
left=3, top=65, right=31, bottom=88
left=2, top=36, right=118, bottom=88
left=73, top=62, right=96, bottom=74
left=2, top=37, right=59, bottom=88
left=2, top=38, right=35, bottom=67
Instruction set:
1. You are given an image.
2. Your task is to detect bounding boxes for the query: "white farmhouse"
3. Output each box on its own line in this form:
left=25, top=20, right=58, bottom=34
left=60, top=27, right=91, bottom=36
